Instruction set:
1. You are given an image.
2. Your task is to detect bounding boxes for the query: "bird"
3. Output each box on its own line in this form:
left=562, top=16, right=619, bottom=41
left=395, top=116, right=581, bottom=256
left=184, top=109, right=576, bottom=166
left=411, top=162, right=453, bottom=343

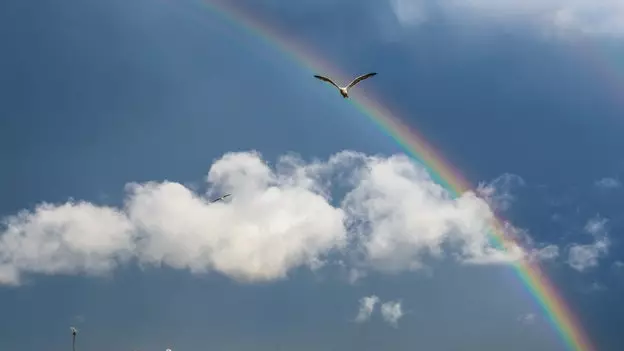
left=70, top=327, right=78, bottom=351
left=313, top=72, right=377, bottom=98
left=210, top=193, right=231, bottom=203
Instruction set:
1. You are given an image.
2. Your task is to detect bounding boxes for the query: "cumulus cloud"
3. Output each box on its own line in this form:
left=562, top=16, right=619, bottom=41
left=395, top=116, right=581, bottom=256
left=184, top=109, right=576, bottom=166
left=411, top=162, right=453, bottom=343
left=380, top=300, right=404, bottom=327
left=0, top=202, right=134, bottom=285
left=0, top=150, right=520, bottom=285
left=355, top=295, right=380, bottom=323
left=388, top=0, right=624, bottom=37
left=567, top=216, right=610, bottom=272
left=342, top=154, right=523, bottom=272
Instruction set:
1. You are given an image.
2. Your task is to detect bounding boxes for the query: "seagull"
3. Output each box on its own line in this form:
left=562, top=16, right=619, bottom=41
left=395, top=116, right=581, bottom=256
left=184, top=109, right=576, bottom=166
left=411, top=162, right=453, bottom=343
left=313, top=72, right=377, bottom=98
left=210, top=193, right=231, bottom=203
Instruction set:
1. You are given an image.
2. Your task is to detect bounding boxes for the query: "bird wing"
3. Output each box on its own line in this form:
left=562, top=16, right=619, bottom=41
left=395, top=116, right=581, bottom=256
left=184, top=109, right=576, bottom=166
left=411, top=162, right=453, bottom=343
left=211, top=194, right=231, bottom=203
left=346, top=72, right=377, bottom=89
left=314, top=75, right=341, bottom=89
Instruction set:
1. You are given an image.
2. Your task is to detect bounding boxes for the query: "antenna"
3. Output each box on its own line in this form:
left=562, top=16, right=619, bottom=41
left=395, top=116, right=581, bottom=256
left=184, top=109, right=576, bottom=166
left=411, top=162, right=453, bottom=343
left=70, top=327, right=78, bottom=351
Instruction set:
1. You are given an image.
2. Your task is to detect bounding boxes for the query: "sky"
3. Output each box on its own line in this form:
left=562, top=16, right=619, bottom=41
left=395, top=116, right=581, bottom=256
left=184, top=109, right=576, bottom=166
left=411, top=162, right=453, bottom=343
left=1, top=0, right=624, bottom=350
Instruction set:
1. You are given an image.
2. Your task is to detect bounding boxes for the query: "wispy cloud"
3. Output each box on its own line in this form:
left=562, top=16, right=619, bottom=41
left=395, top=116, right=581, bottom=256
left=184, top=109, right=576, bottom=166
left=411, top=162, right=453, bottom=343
left=355, top=295, right=380, bottom=323
left=567, top=216, right=610, bottom=272
left=354, top=296, right=406, bottom=327
left=532, top=244, right=560, bottom=262
left=579, top=281, right=607, bottom=294
left=517, top=312, right=537, bottom=325
left=476, top=173, right=525, bottom=212
left=388, top=0, right=624, bottom=37
left=594, top=177, right=621, bottom=189
left=389, top=0, right=428, bottom=26
left=0, top=151, right=520, bottom=285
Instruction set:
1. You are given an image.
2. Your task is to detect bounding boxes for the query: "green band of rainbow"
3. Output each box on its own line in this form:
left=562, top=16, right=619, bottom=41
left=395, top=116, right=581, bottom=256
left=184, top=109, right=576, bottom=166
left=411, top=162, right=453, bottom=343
left=201, top=1, right=594, bottom=349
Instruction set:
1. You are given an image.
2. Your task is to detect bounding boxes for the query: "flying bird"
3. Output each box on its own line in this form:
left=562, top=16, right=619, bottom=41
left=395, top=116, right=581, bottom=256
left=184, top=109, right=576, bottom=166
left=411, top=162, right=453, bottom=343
left=210, top=193, right=231, bottom=203
left=313, top=72, right=377, bottom=98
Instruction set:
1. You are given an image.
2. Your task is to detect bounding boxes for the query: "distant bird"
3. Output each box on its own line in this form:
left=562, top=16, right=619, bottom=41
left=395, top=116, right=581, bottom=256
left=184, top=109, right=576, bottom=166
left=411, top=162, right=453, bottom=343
left=210, top=193, right=231, bottom=203
left=70, top=327, right=77, bottom=351
left=313, top=72, right=377, bottom=98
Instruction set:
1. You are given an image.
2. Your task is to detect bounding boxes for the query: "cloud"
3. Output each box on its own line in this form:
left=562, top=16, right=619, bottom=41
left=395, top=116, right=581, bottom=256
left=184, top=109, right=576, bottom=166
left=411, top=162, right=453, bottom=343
left=517, top=313, right=536, bottom=325
left=341, top=154, right=523, bottom=273
left=587, top=282, right=607, bottom=292
left=355, top=295, right=380, bottom=323
left=354, top=296, right=406, bottom=327
left=380, top=300, right=404, bottom=327
left=568, top=242, right=609, bottom=272
left=583, top=216, right=608, bottom=237
left=567, top=216, right=610, bottom=272
left=594, top=177, right=621, bottom=189
left=476, top=173, right=525, bottom=212
left=0, top=150, right=520, bottom=285
left=388, top=0, right=624, bottom=37
left=0, top=202, right=135, bottom=285
left=390, top=0, right=428, bottom=26
left=532, top=244, right=560, bottom=261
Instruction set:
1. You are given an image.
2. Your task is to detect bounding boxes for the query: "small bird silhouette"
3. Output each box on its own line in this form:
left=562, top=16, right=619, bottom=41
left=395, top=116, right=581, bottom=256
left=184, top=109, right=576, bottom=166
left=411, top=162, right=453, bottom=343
left=210, top=193, right=231, bottom=203
left=313, top=72, right=377, bottom=98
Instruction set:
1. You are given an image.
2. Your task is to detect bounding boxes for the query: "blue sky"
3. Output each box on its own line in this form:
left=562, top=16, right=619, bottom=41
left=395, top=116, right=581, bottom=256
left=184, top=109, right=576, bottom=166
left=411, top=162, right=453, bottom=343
left=1, top=0, right=624, bottom=350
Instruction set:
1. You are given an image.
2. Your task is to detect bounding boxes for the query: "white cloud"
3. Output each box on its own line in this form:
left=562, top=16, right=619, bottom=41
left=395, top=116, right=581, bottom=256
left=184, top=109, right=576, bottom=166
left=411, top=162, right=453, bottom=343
left=354, top=296, right=406, bottom=326
left=532, top=244, right=560, bottom=261
left=380, top=300, right=404, bottom=327
left=389, top=0, right=624, bottom=37
left=341, top=154, right=522, bottom=273
left=584, top=216, right=608, bottom=237
left=568, top=242, right=608, bottom=272
left=355, top=295, right=380, bottom=323
left=517, top=312, right=536, bottom=325
left=0, top=150, right=520, bottom=285
left=595, top=177, right=621, bottom=189
left=498, top=224, right=558, bottom=263
left=567, top=216, right=610, bottom=272
left=0, top=202, right=134, bottom=285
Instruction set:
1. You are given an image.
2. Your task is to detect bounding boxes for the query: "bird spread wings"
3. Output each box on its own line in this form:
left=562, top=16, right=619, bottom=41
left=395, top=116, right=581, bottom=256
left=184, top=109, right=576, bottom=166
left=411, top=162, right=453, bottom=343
left=313, top=75, right=340, bottom=89
left=211, top=193, right=231, bottom=203
left=347, top=72, right=377, bottom=89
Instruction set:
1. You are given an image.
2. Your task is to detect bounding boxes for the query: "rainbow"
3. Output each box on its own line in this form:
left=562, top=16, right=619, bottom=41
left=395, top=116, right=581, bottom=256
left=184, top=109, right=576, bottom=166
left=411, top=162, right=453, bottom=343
left=200, top=1, right=594, bottom=350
